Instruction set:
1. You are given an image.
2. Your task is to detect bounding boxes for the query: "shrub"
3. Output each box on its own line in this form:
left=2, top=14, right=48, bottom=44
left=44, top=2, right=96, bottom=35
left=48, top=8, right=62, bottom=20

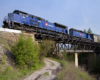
left=11, top=34, right=40, bottom=69
left=60, top=52, right=74, bottom=61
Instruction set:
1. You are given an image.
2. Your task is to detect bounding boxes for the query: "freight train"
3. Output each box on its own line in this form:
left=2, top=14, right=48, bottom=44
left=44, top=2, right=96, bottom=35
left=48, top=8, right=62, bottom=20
left=3, top=10, right=100, bottom=43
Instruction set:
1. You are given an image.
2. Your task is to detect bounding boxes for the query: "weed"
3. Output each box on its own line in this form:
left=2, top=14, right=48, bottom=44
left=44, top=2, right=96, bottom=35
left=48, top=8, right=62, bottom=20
left=3, top=66, right=12, bottom=74
left=0, top=54, right=6, bottom=65
left=51, top=62, right=54, bottom=66
left=0, top=35, right=11, bottom=50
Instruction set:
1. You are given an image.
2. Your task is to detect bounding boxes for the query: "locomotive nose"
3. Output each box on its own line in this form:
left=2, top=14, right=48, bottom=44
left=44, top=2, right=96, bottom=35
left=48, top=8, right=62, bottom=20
left=4, top=16, right=8, bottom=22
left=65, top=28, right=68, bottom=34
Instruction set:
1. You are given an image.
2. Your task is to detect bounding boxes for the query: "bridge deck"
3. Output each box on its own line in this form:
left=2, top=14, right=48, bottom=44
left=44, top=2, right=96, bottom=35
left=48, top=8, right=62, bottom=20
left=60, top=50, right=95, bottom=53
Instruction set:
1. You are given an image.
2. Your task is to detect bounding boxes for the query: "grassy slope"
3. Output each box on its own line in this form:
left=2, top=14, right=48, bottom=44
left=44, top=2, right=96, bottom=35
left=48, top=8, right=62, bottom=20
left=0, top=36, right=45, bottom=80
left=49, top=58, right=96, bottom=80
left=0, top=61, right=45, bottom=80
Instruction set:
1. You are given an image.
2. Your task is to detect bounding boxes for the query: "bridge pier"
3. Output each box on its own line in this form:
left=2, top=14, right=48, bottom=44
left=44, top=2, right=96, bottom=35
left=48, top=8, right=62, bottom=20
left=75, top=53, right=78, bottom=67
left=55, top=43, right=60, bottom=54
left=87, top=53, right=96, bottom=71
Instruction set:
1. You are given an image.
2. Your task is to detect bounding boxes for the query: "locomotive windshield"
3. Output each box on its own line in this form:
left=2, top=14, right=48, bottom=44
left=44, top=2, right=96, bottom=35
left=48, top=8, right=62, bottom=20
left=13, top=11, right=19, bottom=14
left=65, top=27, right=68, bottom=33
left=13, top=10, right=28, bottom=17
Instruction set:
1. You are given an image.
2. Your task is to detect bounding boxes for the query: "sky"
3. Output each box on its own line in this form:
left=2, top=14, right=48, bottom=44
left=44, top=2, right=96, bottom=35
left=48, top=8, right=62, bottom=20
left=0, top=0, right=100, bottom=34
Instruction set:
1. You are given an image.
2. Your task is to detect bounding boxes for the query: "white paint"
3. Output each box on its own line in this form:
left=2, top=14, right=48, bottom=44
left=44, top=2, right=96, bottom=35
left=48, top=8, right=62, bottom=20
left=48, top=25, right=54, bottom=27
left=0, top=28, right=21, bottom=33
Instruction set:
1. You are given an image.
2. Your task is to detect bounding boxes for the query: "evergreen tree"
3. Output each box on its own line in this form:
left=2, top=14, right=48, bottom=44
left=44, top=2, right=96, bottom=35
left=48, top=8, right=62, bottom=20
left=83, top=29, right=87, bottom=33
left=87, top=28, right=92, bottom=34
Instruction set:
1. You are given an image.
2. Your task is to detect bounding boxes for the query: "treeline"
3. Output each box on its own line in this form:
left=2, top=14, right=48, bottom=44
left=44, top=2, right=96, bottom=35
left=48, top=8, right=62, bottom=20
left=83, top=28, right=92, bottom=34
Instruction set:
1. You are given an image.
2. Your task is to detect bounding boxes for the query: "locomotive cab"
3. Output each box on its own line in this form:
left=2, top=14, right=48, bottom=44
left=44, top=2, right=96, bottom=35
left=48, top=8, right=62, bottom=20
left=13, top=10, right=20, bottom=14
left=13, top=10, right=28, bottom=15
left=54, top=23, right=68, bottom=34
left=65, top=27, right=68, bottom=34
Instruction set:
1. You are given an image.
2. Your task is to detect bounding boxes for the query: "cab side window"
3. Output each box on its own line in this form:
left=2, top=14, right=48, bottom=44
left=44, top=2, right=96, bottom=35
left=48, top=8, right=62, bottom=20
left=20, top=13, right=28, bottom=17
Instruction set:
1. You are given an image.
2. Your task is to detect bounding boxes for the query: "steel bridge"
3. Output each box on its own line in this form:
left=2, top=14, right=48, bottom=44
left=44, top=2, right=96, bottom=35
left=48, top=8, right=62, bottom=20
left=35, top=33, right=100, bottom=69
left=35, top=33, right=100, bottom=53
left=10, top=25, right=100, bottom=69
left=5, top=24, right=100, bottom=53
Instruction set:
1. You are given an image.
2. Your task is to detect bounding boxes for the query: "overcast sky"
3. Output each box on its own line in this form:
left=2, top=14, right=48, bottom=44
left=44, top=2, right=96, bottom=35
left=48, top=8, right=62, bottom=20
left=0, top=0, right=100, bottom=34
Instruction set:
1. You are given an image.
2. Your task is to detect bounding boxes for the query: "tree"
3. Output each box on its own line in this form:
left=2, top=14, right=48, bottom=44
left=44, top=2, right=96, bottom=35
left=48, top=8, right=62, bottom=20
left=87, top=28, right=92, bottom=34
left=83, top=29, right=87, bottom=33
left=39, top=40, right=55, bottom=60
left=12, top=34, right=40, bottom=69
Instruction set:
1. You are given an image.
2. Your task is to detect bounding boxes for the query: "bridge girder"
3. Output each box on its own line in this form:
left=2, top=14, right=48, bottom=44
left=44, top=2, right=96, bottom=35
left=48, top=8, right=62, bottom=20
left=35, top=33, right=100, bottom=53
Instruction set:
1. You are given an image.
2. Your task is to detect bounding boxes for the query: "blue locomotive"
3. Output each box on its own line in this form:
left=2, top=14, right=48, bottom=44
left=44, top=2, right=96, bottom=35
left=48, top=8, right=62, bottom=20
left=3, top=10, right=100, bottom=42
left=69, top=28, right=92, bottom=41
left=3, top=10, right=68, bottom=36
left=69, top=28, right=100, bottom=43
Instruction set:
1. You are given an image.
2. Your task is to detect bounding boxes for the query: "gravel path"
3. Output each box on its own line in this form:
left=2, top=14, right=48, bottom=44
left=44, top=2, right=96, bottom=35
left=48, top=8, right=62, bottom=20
left=24, top=58, right=62, bottom=80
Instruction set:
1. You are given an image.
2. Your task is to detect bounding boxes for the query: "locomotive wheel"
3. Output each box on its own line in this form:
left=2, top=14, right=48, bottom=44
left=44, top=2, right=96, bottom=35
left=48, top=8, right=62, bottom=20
left=13, top=25, right=17, bottom=29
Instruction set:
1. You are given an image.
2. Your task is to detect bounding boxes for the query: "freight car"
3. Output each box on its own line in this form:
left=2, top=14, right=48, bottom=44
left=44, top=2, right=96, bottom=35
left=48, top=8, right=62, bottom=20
left=3, top=10, right=68, bottom=36
left=90, top=34, right=100, bottom=43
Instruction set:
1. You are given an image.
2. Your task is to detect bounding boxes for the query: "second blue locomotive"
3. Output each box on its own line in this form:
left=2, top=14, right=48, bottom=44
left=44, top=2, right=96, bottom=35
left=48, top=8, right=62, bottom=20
left=69, top=28, right=92, bottom=40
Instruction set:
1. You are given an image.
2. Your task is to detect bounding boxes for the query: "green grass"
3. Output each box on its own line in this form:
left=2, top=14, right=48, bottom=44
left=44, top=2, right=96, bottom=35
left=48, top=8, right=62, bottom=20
left=51, top=62, right=54, bottom=66
left=48, top=57, right=67, bottom=67
left=44, top=72, right=49, bottom=76
left=0, top=61, right=45, bottom=80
